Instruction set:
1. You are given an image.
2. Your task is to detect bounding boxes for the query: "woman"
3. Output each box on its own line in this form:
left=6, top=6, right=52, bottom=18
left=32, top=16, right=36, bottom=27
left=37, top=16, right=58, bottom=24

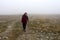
left=21, top=12, right=29, bottom=32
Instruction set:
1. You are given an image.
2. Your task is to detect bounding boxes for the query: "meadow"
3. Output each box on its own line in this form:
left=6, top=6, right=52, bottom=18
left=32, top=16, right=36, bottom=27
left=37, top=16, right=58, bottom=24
left=0, top=14, right=60, bottom=40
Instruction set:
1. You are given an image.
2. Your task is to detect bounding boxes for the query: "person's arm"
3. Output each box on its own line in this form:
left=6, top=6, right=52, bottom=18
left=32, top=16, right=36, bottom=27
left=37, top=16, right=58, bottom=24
left=21, top=15, right=23, bottom=23
left=27, top=16, right=29, bottom=22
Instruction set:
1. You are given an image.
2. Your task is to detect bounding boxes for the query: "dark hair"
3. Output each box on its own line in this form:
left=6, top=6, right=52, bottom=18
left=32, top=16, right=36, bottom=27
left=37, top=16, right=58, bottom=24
left=24, top=12, right=27, bottom=15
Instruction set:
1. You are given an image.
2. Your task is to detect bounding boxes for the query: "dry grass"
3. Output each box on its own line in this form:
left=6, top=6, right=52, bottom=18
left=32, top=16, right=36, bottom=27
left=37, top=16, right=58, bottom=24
left=7, top=21, right=22, bottom=40
left=0, top=22, right=8, bottom=33
left=0, top=15, right=60, bottom=40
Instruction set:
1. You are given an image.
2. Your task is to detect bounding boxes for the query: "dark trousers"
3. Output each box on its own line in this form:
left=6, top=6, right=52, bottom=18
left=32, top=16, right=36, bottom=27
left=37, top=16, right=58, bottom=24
left=22, top=23, right=27, bottom=31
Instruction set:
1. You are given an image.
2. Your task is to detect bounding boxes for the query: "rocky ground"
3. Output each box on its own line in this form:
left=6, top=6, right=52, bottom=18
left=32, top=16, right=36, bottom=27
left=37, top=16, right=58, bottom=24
left=0, top=21, right=17, bottom=40
left=0, top=21, right=60, bottom=40
left=17, top=27, right=60, bottom=40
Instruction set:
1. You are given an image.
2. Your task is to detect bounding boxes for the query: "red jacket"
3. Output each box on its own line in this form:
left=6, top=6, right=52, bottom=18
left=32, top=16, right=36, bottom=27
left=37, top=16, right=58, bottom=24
left=21, top=14, right=28, bottom=23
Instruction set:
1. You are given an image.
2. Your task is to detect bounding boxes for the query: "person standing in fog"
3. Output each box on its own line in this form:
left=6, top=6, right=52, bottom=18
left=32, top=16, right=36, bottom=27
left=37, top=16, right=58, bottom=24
left=21, top=12, right=29, bottom=32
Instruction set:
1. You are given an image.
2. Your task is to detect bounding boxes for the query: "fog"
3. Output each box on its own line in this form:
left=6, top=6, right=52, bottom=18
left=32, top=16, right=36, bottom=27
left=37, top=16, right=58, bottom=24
left=0, top=0, right=60, bottom=15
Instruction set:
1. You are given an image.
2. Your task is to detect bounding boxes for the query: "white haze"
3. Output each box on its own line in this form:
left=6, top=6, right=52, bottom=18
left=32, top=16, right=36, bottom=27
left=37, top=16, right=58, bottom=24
left=0, top=0, right=60, bottom=15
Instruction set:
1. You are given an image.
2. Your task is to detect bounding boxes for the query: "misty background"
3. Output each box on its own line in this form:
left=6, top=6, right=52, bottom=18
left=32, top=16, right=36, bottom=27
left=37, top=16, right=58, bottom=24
left=0, top=0, right=60, bottom=15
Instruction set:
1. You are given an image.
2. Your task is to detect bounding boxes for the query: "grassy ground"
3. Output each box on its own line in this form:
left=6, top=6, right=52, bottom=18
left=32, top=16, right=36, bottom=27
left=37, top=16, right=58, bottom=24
left=0, top=21, right=8, bottom=33
left=0, top=15, right=60, bottom=40
left=8, top=21, right=22, bottom=40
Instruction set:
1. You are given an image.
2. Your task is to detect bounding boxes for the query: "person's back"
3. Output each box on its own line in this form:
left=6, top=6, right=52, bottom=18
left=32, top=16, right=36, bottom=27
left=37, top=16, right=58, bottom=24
left=21, top=12, right=29, bottom=32
left=22, top=13, right=28, bottom=24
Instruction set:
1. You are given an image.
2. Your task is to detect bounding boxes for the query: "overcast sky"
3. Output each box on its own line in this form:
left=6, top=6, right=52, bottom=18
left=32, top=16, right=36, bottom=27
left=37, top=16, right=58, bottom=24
left=0, top=0, right=60, bottom=15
